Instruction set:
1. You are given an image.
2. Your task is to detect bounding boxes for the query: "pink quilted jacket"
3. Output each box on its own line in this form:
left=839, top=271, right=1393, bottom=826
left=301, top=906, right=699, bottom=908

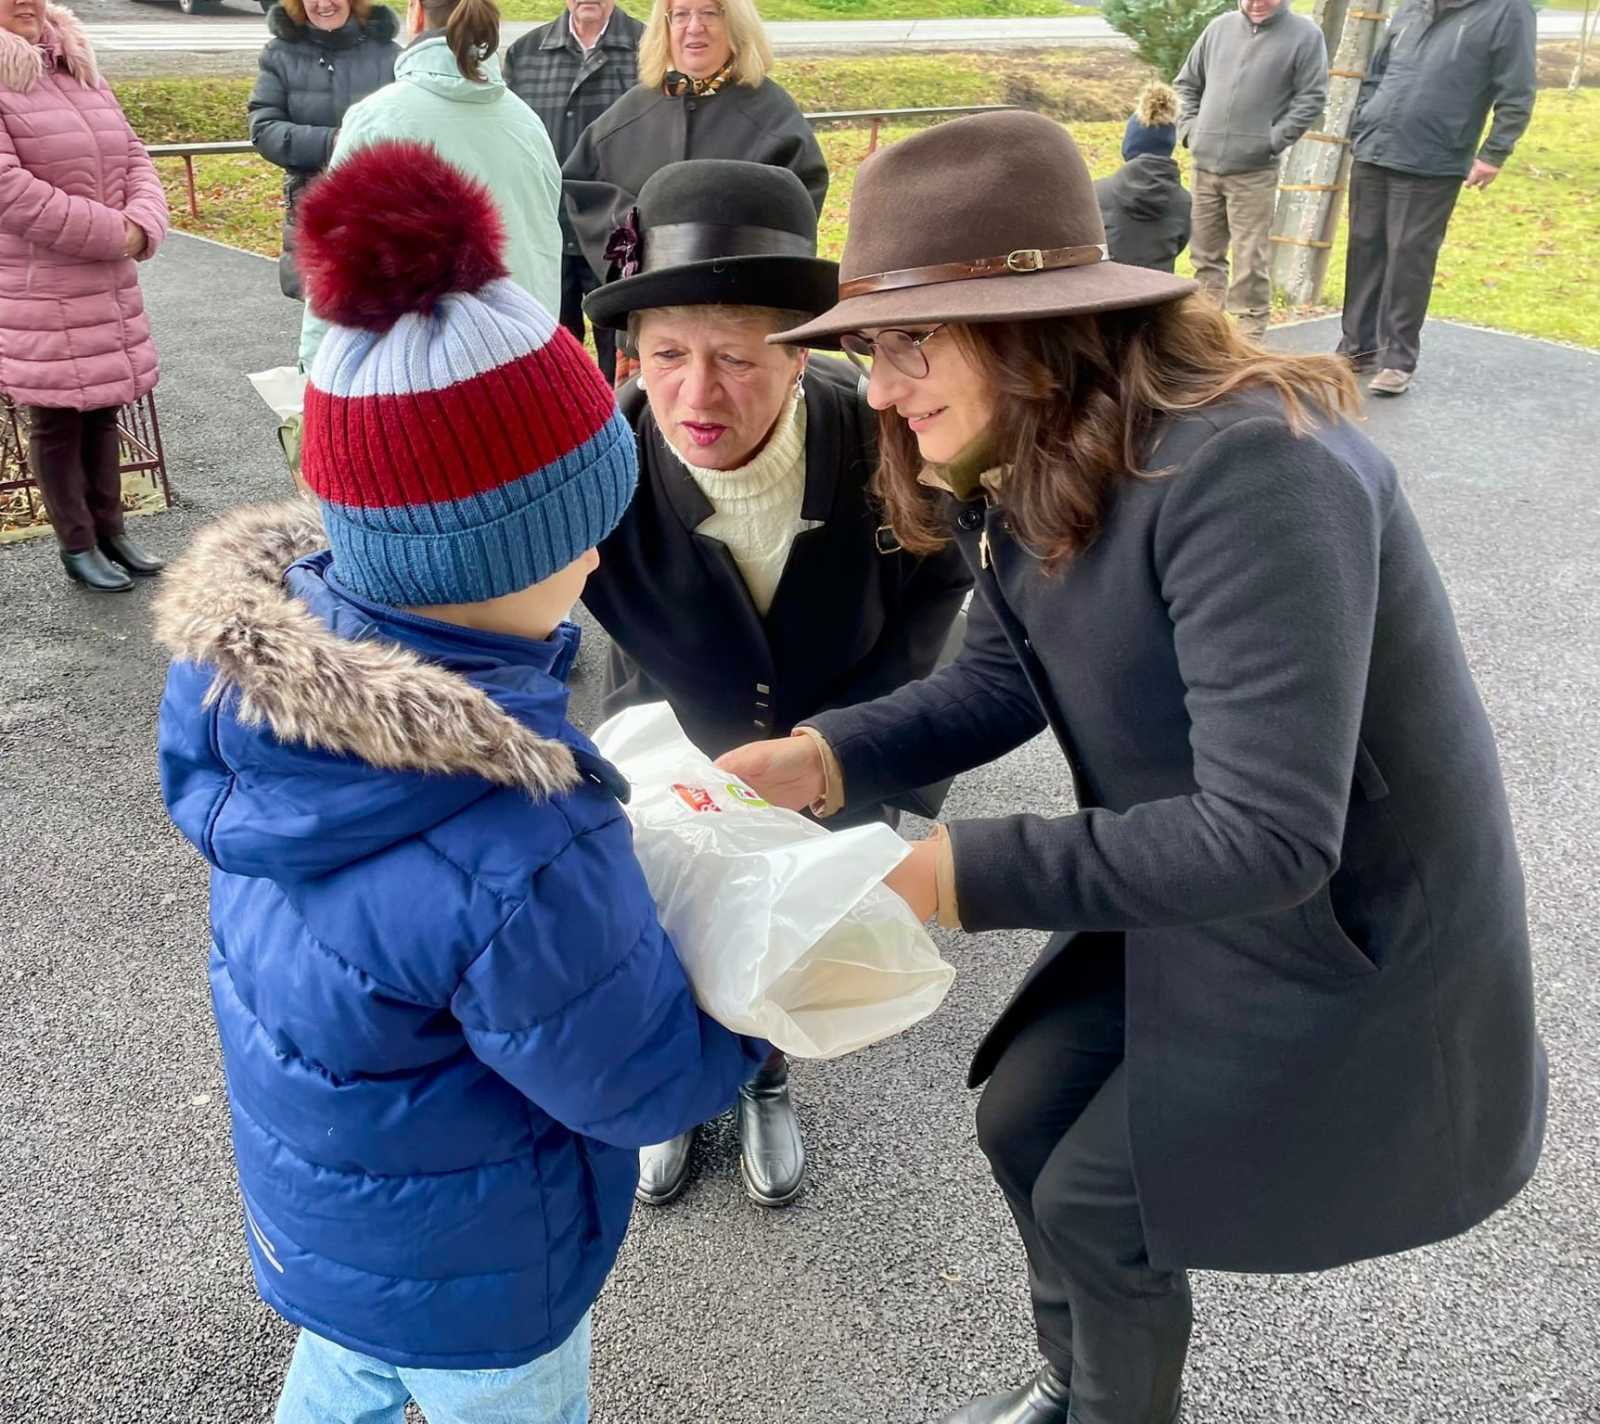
left=0, top=5, right=169, bottom=410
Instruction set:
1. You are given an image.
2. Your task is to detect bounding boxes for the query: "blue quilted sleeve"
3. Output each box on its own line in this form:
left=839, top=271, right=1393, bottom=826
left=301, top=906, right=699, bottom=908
left=450, top=813, right=769, bottom=1148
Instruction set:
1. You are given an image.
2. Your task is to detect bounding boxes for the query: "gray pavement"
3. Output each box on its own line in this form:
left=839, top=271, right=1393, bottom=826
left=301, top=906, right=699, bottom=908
left=65, top=0, right=1600, bottom=52
left=1, top=232, right=1596, bottom=1424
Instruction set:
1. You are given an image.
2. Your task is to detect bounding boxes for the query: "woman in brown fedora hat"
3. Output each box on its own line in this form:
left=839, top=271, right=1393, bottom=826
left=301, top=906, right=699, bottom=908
left=721, top=111, right=1544, bottom=1424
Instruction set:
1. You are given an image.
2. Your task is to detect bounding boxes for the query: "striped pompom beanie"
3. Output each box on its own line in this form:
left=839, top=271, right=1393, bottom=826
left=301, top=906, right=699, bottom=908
left=294, top=139, right=635, bottom=607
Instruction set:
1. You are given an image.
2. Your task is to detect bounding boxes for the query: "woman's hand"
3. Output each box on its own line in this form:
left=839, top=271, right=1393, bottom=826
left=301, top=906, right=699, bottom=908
left=716, top=734, right=825, bottom=811
left=883, top=836, right=941, bottom=924
left=122, top=219, right=147, bottom=259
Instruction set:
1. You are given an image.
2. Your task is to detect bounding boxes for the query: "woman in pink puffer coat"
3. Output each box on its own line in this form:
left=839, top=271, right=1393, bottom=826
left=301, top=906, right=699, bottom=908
left=1, top=0, right=169, bottom=591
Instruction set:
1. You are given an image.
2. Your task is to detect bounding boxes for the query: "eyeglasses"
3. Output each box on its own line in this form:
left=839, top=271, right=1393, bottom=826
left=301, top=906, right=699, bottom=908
left=839, top=326, right=946, bottom=379
left=667, top=6, right=724, bottom=26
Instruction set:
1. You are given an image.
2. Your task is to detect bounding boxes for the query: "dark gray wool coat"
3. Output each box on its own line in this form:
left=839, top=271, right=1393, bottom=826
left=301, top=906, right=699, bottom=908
left=561, top=78, right=828, bottom=282
left=248, top=4, right=400, bottom=298
left=809, top=391, right=1547, bottom=1274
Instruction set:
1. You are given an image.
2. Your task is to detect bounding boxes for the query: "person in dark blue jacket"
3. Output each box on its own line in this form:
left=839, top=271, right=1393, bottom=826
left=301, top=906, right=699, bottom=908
left=154, top=140, right=766, bottom=1424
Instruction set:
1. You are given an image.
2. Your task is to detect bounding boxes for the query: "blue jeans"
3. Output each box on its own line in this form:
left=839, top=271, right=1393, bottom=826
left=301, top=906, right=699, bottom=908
left=274, top=1313, right=590, bottom=1424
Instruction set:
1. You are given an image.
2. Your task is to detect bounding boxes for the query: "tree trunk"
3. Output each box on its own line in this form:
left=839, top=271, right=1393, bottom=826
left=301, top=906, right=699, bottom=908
left=1571, top=0, right=1597, bottom=91
left=1269, top=0, right=1394, bottom=307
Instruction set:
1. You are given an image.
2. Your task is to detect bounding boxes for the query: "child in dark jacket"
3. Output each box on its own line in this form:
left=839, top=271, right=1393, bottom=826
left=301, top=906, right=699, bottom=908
left=155, top=142, right=766, bottom=1424
left=1094, top=82, right=1193, bottom=274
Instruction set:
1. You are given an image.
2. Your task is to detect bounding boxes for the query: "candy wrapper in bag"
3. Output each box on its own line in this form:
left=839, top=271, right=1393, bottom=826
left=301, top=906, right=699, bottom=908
left=593, top=702, right=955, bottom=1059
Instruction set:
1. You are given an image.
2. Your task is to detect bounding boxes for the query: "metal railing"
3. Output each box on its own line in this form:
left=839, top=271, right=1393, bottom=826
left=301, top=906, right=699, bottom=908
left=146, top=104, right=1020, bottom=220
left=147, top=139, right=254, bottom=220
left=1, top=393, right=172, bottom=522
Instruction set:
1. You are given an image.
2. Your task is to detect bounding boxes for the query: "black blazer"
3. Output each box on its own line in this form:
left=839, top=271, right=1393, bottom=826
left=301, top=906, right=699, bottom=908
left=811, top=392, right=1545, bottom=1276
left=583, top=359, right=972, bottom=813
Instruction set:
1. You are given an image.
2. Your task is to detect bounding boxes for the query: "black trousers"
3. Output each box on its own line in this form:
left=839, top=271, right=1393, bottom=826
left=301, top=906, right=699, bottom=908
left=974, top=932, right=1191, bottom=1424
left=560, top=252, right=616, bottom=385
left=25, top=404, right=124, bottom=554
left=1338, top=160, right=1462, bottom=374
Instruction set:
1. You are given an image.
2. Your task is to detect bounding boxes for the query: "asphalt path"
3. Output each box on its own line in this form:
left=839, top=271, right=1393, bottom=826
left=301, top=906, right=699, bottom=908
left=1, top=232, right=1596, bottom=1424
left=66, top=0, right=1600, bottom=52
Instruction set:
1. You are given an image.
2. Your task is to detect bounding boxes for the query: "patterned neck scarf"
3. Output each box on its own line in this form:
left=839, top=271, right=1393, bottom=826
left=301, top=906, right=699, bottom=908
left=663, top=57, right=736, bottom=98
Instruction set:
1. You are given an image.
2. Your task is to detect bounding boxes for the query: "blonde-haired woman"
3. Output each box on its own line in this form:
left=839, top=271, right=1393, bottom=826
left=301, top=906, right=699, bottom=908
left=249, top=0, right=400, bottom=299
left=562, top=0, right=826, bottom=380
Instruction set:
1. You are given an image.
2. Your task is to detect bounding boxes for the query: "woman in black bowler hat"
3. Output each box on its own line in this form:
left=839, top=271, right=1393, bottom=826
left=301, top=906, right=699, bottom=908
left=580, top=158, right=973, bottom=1212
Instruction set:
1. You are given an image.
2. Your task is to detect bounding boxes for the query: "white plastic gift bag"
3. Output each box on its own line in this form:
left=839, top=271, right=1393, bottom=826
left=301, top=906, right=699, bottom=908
left=246, top=366, right=308, bottom=482
left=592, top=702, right=955, bottom=1060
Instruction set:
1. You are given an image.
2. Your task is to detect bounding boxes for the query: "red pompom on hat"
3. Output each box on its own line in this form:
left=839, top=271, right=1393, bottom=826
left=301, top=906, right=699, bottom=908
left=295, top=140, right=509, bottom=330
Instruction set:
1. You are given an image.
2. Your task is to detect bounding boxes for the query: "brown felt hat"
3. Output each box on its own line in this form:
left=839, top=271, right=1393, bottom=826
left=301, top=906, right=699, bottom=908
left=771, top=110, right=1197, bottom=348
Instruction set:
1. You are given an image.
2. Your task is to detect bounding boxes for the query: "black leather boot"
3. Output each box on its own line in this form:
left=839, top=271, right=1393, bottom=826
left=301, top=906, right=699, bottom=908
left=737, top=1053, right=804, bottom=1206
left=99, top=532, right=165, bottom=576
left=939, top=1364, right=1071, bottom=1424
left=635, top=1128, right=695, bottom=1207
left=61, top=547, right=133, bottom=592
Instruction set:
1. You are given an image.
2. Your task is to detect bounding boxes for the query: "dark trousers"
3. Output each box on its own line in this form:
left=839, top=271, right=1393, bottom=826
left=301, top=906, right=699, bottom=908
left=974, top=932, right=1191, bottom=1424
left=1338, top=160, right=1462, bottom=373
left=560, top=253, right=616, bottom=385
left=25, top=404, right=124, bottom=553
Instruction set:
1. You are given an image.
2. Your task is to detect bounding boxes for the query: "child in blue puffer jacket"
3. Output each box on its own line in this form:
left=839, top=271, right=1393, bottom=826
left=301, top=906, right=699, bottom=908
left=154, top=141, right=767, bottom=1424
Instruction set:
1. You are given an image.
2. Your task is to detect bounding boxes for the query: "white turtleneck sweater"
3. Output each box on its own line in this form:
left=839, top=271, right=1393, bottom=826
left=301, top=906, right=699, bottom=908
left=672, top=385, right=814, bottom=616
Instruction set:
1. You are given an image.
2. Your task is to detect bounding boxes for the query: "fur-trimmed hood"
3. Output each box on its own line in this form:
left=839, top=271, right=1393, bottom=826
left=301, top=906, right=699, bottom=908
left=0, top=3, right=98, bottom=94
left=266, top=1, right=400, bottom=47
left=153, top=500, right=581, bottom=808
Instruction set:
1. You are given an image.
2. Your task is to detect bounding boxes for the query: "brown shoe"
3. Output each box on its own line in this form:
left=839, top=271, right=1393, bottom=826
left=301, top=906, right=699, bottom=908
left=1368, top=368, right=1413, bottom=397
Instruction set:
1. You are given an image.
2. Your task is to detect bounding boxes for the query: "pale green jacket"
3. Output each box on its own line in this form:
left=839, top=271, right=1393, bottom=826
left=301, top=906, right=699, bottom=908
left=297, top=36, right=563, bottom=370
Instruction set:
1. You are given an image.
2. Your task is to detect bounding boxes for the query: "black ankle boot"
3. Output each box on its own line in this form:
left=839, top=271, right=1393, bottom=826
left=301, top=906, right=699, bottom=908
left=99, top=532, right=165, bottom=576
left=737, top=1054, right=804, bottom=1207
left=61, top=547, right=133, bottom=592
left=939, top=1364, right=1071, bottom=1424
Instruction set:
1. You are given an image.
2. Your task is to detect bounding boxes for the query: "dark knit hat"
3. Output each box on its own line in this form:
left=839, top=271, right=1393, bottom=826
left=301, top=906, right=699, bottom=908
left=295, top=141, right=636, bottom=608
left=1122, top=81, right=1179, bottom=161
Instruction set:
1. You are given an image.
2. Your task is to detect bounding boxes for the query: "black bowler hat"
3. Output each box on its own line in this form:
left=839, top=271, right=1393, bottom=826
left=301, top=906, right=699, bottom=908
left=583, top=159, right=840, bottom=332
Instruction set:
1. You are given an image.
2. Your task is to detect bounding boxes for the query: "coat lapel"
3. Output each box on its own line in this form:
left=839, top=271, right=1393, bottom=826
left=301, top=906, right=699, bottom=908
left=763, top=373, right=854, bottom=626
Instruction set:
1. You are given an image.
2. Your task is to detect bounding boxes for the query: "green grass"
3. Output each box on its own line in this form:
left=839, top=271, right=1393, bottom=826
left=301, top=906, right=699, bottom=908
left=118, top=56, right=1599, bottom=350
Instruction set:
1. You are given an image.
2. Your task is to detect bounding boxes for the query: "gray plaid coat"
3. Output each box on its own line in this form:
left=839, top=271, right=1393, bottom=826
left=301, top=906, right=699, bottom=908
left=504, top=8, right=643, bottom=255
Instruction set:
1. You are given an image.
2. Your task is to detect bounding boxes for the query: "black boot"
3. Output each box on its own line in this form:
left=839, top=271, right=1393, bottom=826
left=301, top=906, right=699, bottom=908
left=939, top=1364, right=1070, bottom=1424
left=737, top=1053, right=804, bottom=1207
left=635, top=1128, right=695, bottom=1207
left=61, top=547, right=133, bottom=592
left=99, top=532, right=165, bottom=576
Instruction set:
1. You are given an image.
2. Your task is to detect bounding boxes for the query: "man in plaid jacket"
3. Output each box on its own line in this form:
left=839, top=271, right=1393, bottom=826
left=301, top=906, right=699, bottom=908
left=506, top=0, right=644, bottom=380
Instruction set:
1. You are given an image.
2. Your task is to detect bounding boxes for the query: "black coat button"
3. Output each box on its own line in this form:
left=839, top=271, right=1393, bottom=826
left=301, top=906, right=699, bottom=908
left=957, top=505, right=983, bottom=531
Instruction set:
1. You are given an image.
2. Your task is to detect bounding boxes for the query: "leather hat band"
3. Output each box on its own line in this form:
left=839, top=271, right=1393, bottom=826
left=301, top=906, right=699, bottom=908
left=644, top=222, right=817, bottom=272
left=838, top=242, right=1108, bottom=300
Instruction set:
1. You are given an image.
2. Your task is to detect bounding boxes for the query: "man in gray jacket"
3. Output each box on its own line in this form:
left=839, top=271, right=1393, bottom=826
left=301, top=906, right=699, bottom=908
left=1174, top=0, right=1327, bottom=339
left=1340, top=0, right=1536, bottom=396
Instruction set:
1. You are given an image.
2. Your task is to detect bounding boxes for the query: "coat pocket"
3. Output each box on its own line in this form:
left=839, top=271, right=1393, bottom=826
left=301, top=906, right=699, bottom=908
left=1298, top=882, right=1382, bottom=976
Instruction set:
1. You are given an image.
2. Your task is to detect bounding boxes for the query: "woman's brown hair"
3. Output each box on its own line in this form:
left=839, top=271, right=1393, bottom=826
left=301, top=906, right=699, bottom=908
left=416, top=0, right=499, bottom=83
left=875, top=295, right=1361, bottom=574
